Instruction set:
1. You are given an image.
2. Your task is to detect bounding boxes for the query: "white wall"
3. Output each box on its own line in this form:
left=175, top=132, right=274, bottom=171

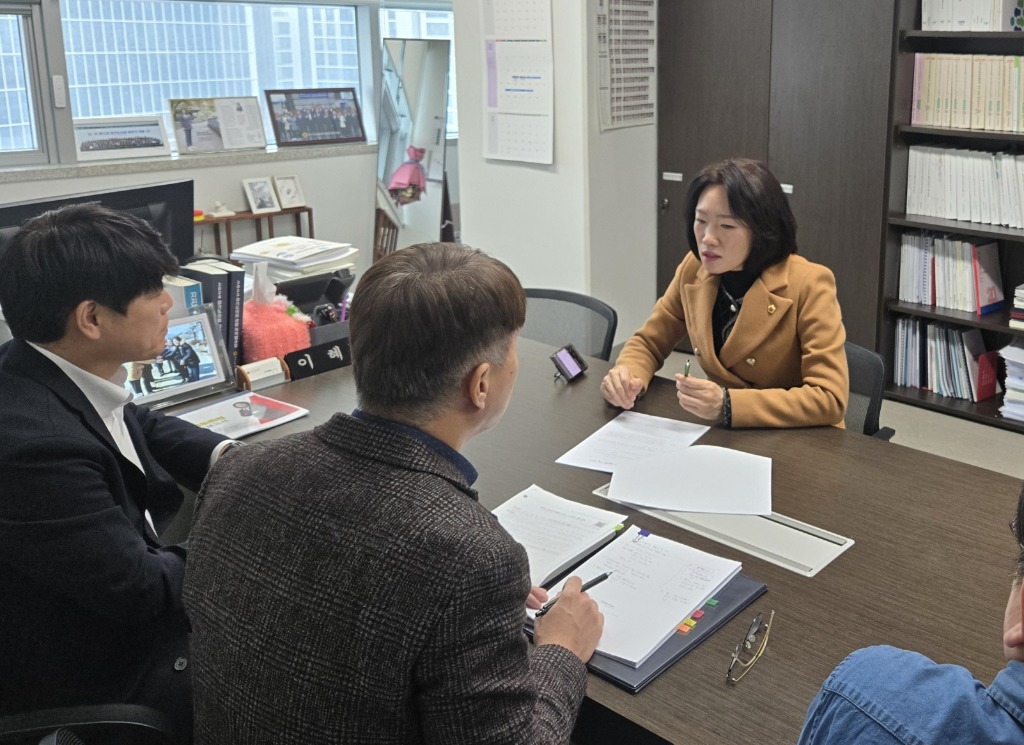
left=0, top=151, right=378, bottom=279
left=451, top=0, right=656, bottom=345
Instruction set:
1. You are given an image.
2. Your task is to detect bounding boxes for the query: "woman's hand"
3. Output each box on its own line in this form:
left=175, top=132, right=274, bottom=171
left=601, top=366, right=644, bottom=409
left=675, top=374, right=724, bottom=421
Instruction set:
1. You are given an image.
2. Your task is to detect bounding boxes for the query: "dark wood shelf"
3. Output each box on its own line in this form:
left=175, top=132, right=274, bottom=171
left=888, top=213, right=1024, bottom=243
left=885, top=384, right=1024, bottom=433
left=900, top=30, right=1024, bottom=54
left=196, top=207, right=314, bottom=257
left=885, top=299, right=1023, bottom=334
left=896, top=124, right=1024, bottom=144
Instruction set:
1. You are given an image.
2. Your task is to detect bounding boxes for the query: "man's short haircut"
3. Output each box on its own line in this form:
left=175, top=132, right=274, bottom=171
left=0, top=203, right=178, bottom=343
left=684, top=158, right=798, bottom=278
left=350, top=242, right=526, bottom=424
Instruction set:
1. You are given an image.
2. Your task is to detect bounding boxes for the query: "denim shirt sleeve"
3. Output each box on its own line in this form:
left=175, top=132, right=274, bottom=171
left=797, top=646, right=1024, bottom=745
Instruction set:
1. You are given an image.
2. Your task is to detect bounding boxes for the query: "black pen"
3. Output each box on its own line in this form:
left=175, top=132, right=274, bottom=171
left=534, top=572, right=614, bottom=618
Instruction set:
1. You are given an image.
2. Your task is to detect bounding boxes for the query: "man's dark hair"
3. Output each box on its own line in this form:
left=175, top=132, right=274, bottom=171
left=684, top=158, right=798, bottom=277
left=350, top=242, right=526, bottom=424
left=0, top=203, right=177, bottom=343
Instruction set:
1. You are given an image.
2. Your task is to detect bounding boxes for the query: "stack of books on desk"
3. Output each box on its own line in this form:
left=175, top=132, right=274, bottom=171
left=231, top=236, right=358, bottom=274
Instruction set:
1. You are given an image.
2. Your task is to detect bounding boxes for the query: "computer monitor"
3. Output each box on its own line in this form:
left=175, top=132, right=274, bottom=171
left=0, top=180, right=195, bottom=263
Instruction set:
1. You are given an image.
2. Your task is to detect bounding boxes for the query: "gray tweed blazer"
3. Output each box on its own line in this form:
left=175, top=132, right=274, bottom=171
left=184, top=412, right=587, bottom=744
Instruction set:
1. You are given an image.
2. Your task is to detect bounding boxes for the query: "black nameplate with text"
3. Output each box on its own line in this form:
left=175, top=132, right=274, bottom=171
left=284, top=338, right=351, bottom=380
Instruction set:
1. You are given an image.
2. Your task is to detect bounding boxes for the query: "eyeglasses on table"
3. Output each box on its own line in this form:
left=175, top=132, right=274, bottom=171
left=726, top=609, right=775, bottom=686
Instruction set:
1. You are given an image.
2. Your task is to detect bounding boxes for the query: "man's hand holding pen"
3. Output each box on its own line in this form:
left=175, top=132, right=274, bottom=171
left=533, top=575, right=606, bottom=664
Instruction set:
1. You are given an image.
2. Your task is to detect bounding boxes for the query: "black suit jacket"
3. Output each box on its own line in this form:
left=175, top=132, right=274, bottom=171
left=0, top=340, right=226, bottom=726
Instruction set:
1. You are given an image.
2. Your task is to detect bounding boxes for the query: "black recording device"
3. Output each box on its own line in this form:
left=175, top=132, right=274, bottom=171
left=550, top=343, right=588, bottom=382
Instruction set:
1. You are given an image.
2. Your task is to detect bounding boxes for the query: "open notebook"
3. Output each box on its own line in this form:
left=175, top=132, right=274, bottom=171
left=492, top=485, right=626, bottom=587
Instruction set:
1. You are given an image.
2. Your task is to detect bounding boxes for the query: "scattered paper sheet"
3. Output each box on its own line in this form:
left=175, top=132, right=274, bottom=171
left=556, top=412, right=709, bottom=473
left=606, top=446, right=772, bottom=515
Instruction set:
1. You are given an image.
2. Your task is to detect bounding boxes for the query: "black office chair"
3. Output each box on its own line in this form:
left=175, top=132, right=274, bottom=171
left=0, top=704, right=179, bottom=745
left=521, top=289, right=618, bottom=361
left=845, top=341, right=895, bottom=440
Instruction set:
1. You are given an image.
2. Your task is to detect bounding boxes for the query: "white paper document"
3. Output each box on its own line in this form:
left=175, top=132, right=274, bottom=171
left=492, top=485, right=627, bottom=587
left=534, top=525, right=741, bottom=668
left=606, top=446, right=772, bottom=515
left=175, top=392, right=308, bottom=439
left=555, top=412, right=709, bottom=473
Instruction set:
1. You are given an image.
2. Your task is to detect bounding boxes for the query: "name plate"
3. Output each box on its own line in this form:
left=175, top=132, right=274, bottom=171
left=284, top=338, right=351, bottom=380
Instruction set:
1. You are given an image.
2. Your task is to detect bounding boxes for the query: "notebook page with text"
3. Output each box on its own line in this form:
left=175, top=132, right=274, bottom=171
left=493, top=485, right=627, bottom=587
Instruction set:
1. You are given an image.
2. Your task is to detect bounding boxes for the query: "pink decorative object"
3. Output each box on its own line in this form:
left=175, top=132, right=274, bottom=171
left=388, top=146, right=428, bottom=205
left=241, top=299, right=311, bottom=364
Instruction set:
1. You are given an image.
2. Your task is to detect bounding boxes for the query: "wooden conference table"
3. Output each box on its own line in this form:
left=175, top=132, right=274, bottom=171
left=247, top=337, right=1021, bottom=744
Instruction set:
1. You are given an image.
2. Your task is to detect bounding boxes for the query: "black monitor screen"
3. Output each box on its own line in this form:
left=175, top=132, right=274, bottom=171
left=0, top=180, right=195, bottom=263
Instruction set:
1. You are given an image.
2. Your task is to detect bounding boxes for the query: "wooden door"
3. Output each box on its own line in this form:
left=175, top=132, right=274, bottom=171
left=656, top=0, right=773, bottom=297
left=767, top=0, right=896, bottom=348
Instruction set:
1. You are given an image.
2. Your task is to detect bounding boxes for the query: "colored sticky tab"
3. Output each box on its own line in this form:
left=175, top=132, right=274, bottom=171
left=692, top=610, right=705, bottom=620
left=613, top=524, right=624, bottom=531
left=677, top=624, right=692, bottom=634
left=639, top=529, right=651, bottom=537
left=706, top=599, right=719, bottom=607
left=683, top=618, right=697, bottom=628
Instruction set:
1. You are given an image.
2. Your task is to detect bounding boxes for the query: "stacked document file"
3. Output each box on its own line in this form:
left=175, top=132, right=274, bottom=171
left=1000, top=339, right=1024, bottom=422
left=230, top=236, right=357, bottom=270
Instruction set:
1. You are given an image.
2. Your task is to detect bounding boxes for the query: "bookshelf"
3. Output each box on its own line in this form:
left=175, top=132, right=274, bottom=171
left=882, top=19, right=1024, bottom=433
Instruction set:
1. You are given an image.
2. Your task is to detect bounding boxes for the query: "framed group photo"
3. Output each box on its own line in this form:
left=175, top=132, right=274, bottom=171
left=242, top=177, right=281, bottom=214
left=72, top=117, right=171, bottom=161
left=265, top=88, right=366, bottom=146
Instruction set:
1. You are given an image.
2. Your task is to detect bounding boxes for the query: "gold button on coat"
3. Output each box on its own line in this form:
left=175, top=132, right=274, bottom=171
left=768, top=304, right=777, bottom=314
left=746, top=358, right=756, bottom=366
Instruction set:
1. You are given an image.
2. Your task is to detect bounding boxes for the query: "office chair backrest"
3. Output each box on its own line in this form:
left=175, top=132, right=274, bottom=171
left=845, top=341, right=892, bottom=439
left=521, top=289, right=618, bottom=361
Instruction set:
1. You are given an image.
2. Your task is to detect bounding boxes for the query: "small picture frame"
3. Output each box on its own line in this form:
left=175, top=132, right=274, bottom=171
left=273, top=175, right=306, bottom=209
left=72, top=116, right=171, bottom=161
left=265, top=88, right=366, bottom=146
left=242, top=177, right=281, bottom=214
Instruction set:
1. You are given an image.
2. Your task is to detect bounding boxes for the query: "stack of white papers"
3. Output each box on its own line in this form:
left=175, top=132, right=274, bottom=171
left=1000, top=339, right=1024, bottom=422
left=231, top=236, right=357, bottom=269
left=557, top=411, right=772, bottom=515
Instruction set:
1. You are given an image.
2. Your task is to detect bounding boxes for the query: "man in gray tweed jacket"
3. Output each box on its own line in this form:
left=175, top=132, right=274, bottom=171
left=184, top=243, right=604, bottom=744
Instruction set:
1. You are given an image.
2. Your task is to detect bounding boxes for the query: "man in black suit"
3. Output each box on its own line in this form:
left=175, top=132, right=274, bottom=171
left=0, top=204, right=231, bottom=740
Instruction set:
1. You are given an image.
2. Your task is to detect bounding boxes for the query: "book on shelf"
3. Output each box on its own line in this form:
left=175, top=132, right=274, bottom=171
left=178, top=263, right=228, bottom=341
left=999, top=339, right=1024, bottom=422
left=911, top=53, right=1024, bottom=134
left=893, top=316, right=998, bottom=402
left=162, top=275, right=203, bottom=313
left=923, top=0, right=1024, bottom=31
left=897, top=231, right=1002, bottom=315
left=491, top=485, right=627, bottom=587
left=187, top=257, right=246, bottom=367
left=230, top=236, right=356, bottom=269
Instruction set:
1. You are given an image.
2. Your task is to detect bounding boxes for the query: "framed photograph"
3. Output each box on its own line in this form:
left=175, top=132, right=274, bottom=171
left=73, top=117, right=171, bottom=161
left=242, top=177, right=281, bottom=214
left=273, top=175, right=306, bottom=209
left=169, top=97, right=267, bottom=154
left=122, top=304, right=236, bottom=411
left=265, top=88, right=366, bottom=146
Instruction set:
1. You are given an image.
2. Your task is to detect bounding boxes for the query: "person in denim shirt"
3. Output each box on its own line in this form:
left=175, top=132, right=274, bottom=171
left=798, top=485, right=1024, bottom=744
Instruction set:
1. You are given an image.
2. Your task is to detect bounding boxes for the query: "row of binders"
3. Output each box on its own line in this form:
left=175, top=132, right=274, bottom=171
left=897, top=232, right=1004, bottom=314
left=911, top=53, right=1024, bottom=132
left=921, top=0, right=1024, bottom=31
left=894, top=316, right=999, bottom=402
left=906, top=145, right=1024, bottom=228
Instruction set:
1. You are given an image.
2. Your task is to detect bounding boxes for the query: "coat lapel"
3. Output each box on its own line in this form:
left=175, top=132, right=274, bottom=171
left=718, top=260, right=794, bottom=369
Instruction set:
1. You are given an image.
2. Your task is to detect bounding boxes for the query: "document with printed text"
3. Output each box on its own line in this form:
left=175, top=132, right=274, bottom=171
left=555, top=411, right=709, bottom=473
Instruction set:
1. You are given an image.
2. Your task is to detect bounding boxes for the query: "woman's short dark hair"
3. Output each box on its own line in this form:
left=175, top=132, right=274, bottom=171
left=350, top=243, right=526, bottom=424
left=0, top=203, right=178, bottom=343
left=683, top=158, right=798, bottom=277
